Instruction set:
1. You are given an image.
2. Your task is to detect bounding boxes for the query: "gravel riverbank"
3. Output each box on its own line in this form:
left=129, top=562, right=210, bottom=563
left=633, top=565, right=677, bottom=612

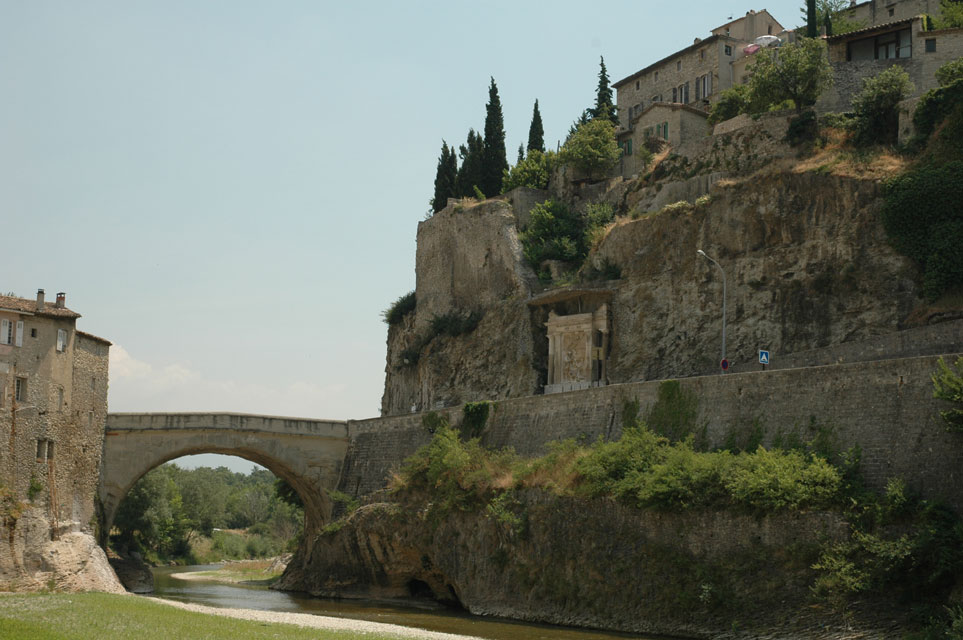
left=146, top=597, right=485, bottom=640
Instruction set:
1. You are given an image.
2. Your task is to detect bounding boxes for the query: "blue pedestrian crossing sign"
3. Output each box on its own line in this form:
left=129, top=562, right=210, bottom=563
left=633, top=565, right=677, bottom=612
left=759, top=350, right=770, bottom=365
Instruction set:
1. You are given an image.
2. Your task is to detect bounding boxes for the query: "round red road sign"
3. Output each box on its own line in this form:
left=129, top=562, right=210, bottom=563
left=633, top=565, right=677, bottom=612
left=720, top=358, right=730, bottom=371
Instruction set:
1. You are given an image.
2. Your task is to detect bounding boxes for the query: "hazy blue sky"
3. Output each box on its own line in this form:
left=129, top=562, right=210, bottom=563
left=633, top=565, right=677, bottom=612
left=2, top=0, right=802, bottom=471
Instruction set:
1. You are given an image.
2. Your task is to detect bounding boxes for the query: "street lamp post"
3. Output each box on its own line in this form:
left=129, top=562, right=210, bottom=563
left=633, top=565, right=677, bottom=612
left=697, top=249, right=727, bottom=371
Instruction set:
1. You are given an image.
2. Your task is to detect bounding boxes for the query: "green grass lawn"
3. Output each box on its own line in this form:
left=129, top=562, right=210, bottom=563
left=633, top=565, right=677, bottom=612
left=0, top=592, right=402, bottom=640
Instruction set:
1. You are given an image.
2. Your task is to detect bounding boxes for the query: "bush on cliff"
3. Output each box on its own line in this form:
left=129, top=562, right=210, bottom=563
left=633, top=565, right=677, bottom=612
left=501, top=149, right=556, bottom=192
left=850, top=66, right=913, bottom=146
left=558, top=118, right=620, bottom=179
left=382, top=291, right=416, bottom=325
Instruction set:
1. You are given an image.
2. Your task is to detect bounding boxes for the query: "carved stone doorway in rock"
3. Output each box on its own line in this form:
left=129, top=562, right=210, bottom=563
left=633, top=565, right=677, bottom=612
left=528, top=288, right=612, bottom=394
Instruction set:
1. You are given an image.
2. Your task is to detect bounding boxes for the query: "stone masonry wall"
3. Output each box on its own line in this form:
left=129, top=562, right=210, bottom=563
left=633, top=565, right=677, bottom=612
left=344, top=353, right=963, bottom=512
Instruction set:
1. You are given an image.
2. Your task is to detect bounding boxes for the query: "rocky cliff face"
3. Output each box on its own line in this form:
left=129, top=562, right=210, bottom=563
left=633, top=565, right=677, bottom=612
left=382, top=166, right=921, bottom=414
left=277, top=492, right=890, bottom=638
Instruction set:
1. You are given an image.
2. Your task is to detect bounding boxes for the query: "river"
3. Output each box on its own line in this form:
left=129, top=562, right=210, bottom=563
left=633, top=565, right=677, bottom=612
left=151, top=565, right=668, bottom=640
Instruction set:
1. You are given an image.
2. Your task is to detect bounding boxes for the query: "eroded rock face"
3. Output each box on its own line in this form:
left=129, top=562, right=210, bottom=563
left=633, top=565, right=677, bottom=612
left=277, top=493, right=861, bottom=638
left=382, top=170, right=919, bottom=413
left=0, top=509, right=123, bottom=593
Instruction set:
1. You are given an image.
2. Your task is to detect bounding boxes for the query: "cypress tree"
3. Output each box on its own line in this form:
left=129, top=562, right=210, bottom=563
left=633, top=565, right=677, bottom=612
left=430, top=141, right=457, bottom=213
left=517, top=143, right=525, bottom=165
left=481, top=77, right=508, bottom=198
left=807, top=0, right=818, bottom=37
left=455, top=129, right=484, bottom=198
left=592, top=57, right=619, bottom=126
left=527, top=99, right=545, bottom=152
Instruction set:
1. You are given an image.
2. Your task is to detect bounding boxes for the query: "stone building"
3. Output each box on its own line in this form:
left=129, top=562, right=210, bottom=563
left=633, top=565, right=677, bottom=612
left=618, top=103, right=711, bottom=177
left=818, top=16, right=963, bottom=112
left=0, top=290, right=120, bottom=592
left=613, top=9, right=785, bottom=177
left=839, top=0, right=943, bottom=29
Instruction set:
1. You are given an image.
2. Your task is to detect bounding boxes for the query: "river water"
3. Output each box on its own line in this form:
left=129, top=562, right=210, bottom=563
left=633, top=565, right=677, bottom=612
left=151, top=566, right=667, bottom=640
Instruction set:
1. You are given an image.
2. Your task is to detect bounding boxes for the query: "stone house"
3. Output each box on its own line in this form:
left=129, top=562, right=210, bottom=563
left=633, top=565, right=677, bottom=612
left=839, top=0, right=943, bottom=29
left=613, top=9, right=785, bottom=177
left=817, top=16, right=963, bottom=112
left=618, top=103, right=711, bottom=178
left=0, top=290, right=118, bottom=591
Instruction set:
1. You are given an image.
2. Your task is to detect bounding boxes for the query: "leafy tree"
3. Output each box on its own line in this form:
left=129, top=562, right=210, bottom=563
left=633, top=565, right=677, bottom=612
left=521, top=199, right=584, bottom=266
left=527, top=99, right=545, bottom=152
left=932, top=356, right=963, bottom=432
left=558, top=117, right=620, bottom=179
left=566, top=109, right=592, bottom=143
left=935, top=57, right=963, bottom=87
left=707, top=84, right=752, bottom=125
left=801, top=0, right=864, bottom=36
left=502, top=150, right=556, bottom=192
left=881, top=161, right=963, bottom=300
left=430, top=141, right=458, bottom=213
left=747, top=37, right=833, bottom=112
left=806, top=0, right=818, bottom=37
left=851, top=66, right=914, bottom=146
left=591, top=57, right=619, bottom=126
left=936, top=0, right=963, bottom=28
left=455, top=129, right=484, bottom=198
left=481, top=77, right=508, bottom=199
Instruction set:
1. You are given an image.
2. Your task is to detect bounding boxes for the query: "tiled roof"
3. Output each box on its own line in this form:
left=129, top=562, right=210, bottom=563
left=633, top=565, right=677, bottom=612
left=77, top=330, right=112, bottom=345
left=0, top=294, right=81, bottom=319
left=825, top=16, right=917, bottom=40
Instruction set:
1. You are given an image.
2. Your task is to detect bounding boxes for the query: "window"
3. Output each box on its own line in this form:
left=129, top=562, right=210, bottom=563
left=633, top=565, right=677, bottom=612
left=56, top=329, right=67, bottom=352
left=663, top=121, right=669, bottom=140
left=888, top=7, right=894, bottom=16
left=15, top=377, right=26, bottom=403
left=725, top=44, right=733, bottom=56
left=768, top=25, right=772, bottom=35
left=699, top=49, right=705, bottom=60
left=672, top=87, right=677, bottom=102
left=635, top=80, right=640, bottom=90
left=57, top=387, right=64, bottom=411
left=30, top=328, right=36, bottom=338
left=37, top=439, right=54, bottom=461
left=696, top=74, right=712, bottom=100
left=623, top=139, right=633, bottom=156
left=678, top=82, right=690, bottom=104
left=654, top=71, right=659, bottom=81
left=676, top=60, right=682, bottom=71
left=925, top=38, right=936, bottom=52
left=0, top=319, right=22, bottom=346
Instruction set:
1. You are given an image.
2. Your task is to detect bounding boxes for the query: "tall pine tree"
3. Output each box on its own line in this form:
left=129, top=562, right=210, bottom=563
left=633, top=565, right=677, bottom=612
left=455, top=129, right=484, bottom=198
left=481, top=77, right=508, bottom=198
left=591, top=57, right=619, bottom=126
left=806, top=0, right=818, bottom=37
left=430, top=141, right=457, bottom=213
left=527, top=99, right=545, bottom=153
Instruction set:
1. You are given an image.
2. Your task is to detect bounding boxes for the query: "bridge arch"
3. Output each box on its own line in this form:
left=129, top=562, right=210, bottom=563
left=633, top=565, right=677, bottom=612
left=99, top=413, right=350, bottom=547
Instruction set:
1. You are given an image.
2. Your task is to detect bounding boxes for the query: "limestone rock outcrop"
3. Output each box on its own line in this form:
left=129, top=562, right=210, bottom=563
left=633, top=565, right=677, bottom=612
left=277, top=493, right=901, bottom=638
left=0, top=509, right=123, bottom=593
left=382, top=168, right=921, bottom=415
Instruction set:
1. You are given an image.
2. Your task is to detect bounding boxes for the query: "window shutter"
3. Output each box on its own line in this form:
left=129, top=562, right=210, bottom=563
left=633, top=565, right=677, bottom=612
left=15, top=321, right=23, bottom=347
left=57, top=329, right=65, bottom=352
left=0, top=319, right=9, bottom=345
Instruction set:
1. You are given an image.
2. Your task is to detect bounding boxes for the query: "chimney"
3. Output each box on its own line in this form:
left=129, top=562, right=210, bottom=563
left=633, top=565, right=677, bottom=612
left=55, top=292, right=65, bottom=309
left=36, top=289, right=45, bottom=311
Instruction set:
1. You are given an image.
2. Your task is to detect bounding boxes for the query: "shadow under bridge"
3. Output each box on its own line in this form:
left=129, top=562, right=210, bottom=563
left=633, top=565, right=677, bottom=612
left=98, top=412, right=350, bottom=546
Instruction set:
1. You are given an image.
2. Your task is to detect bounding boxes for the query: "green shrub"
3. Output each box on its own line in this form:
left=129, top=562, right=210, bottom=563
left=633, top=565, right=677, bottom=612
left=932, top=356, right=963, bottom=432
left=520, top=199, right=585, bottom=267
left=558, top=118, right=620, bottom=179
left=786, top=110, right=818, bottom=146
left=430, top=310, right=482, bottom=338
left=913, top=79, right=963, bottom=140
left=707, top=84, right=751, bottom=125
left=935, top=57, right=963, bottom=88
left=644, top=380, right=703, bottom=443
left=881, top=161, right=963, bottom=300
left=502, top=150, right=555, bottom=192
left=382, top=291, right=416, bottom=325
left=850, top=66, right=913, bottom=146
left=723, top=448, right=841, bottom=511
left=462, top=402, right=491, bottom=438
left=27, top=475, right=43, bottom=501
left=819, top=111, right=855, bottom=131
left=583, top=202, right=615, bottom=250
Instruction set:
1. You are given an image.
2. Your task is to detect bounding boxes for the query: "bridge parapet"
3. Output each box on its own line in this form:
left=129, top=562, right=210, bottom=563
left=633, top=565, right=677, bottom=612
left=106, top=412, right=348, bottom=439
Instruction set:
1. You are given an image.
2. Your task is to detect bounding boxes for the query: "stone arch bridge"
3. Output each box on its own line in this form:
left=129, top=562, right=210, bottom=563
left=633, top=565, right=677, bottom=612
left=99, top=412, right=350, bottom=545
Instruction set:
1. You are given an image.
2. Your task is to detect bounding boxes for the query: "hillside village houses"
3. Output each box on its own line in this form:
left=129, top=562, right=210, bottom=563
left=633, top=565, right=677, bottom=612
left=0, top=290, right=110, bottom=554
left=613, top=0, right=961, bottom=177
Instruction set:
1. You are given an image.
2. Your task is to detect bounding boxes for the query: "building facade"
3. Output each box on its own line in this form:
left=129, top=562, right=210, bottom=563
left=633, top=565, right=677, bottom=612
left=613, top=9, right=786, bottom=176
left=0, top=290, right=115, bottom=590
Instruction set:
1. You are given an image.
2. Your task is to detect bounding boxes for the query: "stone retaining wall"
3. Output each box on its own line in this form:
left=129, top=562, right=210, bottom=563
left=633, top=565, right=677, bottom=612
left=342, top=352, right=963, bottom=512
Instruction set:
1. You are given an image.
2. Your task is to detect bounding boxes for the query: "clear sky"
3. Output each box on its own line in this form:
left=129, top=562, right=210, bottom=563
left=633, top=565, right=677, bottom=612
left=2, top=0, right=802, bottom=472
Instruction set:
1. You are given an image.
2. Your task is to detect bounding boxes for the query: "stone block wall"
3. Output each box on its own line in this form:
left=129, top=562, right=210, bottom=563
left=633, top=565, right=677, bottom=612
left=344, top=353, right=963, bottom=513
